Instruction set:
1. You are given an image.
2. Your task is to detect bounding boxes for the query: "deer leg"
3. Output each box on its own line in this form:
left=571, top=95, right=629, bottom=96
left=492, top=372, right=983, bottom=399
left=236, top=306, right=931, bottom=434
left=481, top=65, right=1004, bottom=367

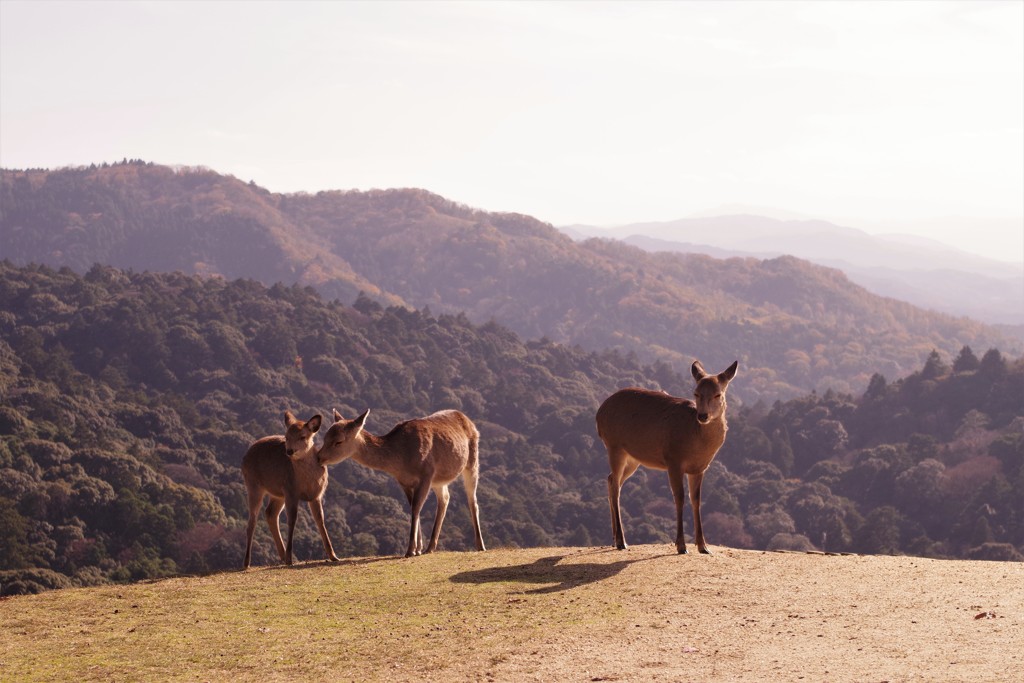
left=401, top=486, right=421, bottom=554
left=264, top=497, right=287, bottom=563
left=667, top=468, right=688, bottom=554
left=462, top=464, right=486, bottom=551
left=687, top=472, right=711, bottom=554
left=244, top=489, right=264, bottom=569
left=406, top=480, right=431, bottom=558
left=606, top=449, right=640, bottom=550
left=308, top=498, right=340, bottom=562
left=283, top=497, right=300, bottom=565
left=424, top=484, right=450, bottom=554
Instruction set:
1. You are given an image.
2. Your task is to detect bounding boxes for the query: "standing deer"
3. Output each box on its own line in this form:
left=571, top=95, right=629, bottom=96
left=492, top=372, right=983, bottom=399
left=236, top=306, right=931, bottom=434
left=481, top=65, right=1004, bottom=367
left=241, top=411, right=340, bottom=569
left=317, top=408, right=486, bottom=558
left=597, top=360, right=739, bottom=555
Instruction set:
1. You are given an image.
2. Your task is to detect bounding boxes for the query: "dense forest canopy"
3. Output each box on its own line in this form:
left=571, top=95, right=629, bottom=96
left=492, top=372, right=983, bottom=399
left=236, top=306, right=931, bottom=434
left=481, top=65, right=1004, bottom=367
left=2, top=161, right=1018, bottom=403
left=1, top=262, right=1021, bottom=596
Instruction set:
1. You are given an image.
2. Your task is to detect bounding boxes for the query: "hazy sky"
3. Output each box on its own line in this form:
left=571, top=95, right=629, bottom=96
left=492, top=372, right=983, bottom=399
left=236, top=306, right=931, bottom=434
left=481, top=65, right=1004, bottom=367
left=2, top=0, right=1022, bottom=263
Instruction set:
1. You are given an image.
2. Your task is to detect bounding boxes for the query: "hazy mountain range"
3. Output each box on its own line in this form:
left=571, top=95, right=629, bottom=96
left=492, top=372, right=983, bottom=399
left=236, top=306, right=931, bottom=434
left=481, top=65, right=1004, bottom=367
left=1, top=161, right=1019, bottom=402
left=561, top=213, right=1024, bottom=326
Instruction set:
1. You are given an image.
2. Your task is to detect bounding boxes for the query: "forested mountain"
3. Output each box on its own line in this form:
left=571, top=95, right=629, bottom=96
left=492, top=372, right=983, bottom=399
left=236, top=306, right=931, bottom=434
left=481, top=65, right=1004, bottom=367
left=1, top=263, right=1021, bottom=595
left=2, top=161, right=1018, bottom=402
left=565, top=213, right=1024, bottom=326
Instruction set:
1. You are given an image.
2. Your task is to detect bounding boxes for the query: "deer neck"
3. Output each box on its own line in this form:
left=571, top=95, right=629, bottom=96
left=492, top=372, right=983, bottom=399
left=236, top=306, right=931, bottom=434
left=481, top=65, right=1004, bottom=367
left=352, top=432, right=397, bottom=474
left=698, top=412, right=728, bottom=443
left=291, top=446, right=325, bottom=474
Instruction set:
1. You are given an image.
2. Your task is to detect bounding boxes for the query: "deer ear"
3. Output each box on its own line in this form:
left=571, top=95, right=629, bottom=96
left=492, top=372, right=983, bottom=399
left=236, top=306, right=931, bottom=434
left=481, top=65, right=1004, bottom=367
left=307, top=414, right=322, bottom=433
left=333, top=408, right=343, bottom=422
left=284, top=410, right=297, bottom=427
left=354, top=409, right=370, bottom=431
left=719, top=361, right=739, bottom=384
left=691, top=360, right=707, bottom=382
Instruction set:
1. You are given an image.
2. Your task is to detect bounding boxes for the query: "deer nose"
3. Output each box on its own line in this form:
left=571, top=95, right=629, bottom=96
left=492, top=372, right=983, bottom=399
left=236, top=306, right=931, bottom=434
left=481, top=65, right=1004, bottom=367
left=697, top=413, right=709, bottom=423
left=286, top=448, right=294, bottom=456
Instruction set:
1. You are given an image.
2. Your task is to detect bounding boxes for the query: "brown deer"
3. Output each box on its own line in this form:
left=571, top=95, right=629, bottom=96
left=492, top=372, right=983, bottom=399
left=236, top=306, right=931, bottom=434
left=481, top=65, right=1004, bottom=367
left=317, top=408, right=486, bottom=558
left=241, top=411, right=340, bottom=569
left=596, top=360, right=738, bottom=555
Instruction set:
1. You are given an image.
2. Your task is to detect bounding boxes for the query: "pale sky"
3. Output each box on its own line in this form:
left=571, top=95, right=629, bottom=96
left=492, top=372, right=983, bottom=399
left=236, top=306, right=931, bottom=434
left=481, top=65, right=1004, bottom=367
left=2, top=0, right=1022, bottom=264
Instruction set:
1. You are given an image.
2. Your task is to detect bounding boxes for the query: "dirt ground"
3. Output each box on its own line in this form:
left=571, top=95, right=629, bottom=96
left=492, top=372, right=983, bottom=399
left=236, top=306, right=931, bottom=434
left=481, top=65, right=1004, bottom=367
left=456, top=545, right=1023, bottom=683
left=2, top=544, right=1021, bottom=682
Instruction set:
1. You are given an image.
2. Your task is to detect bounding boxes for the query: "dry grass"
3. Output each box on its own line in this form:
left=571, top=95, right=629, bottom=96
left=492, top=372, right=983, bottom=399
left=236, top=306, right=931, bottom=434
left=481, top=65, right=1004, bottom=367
left=2, top=545, right=1021, bottom=682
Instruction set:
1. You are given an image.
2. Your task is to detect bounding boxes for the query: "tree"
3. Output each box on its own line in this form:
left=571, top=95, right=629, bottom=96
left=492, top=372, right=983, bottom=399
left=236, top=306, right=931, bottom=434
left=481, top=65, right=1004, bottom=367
left=865, top=373, right=887, bottom=399
left=965, top=543, right=1024, bottom=561
left=921, top=350, right=949, bottom=380
left=856, top=506, right=903, bottom=555
left=894, top=459, right=948, bottom=535
left=746, top=505, right=796, bottom=548
left=703, top=512, right=754, bottom=549
left=978, top=348, right=1007, bottom=378
left=953, top=346, right=980, bottom=373
left=787, top=483, right=855, bottom=552
left=989, top=432, right=1024, bottom=474
left=0, top=497, right=34, bottom=570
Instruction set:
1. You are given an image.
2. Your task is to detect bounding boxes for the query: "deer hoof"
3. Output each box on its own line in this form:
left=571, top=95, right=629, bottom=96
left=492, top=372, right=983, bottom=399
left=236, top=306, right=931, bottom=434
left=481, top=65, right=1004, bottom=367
left=677, top=545, right=688, bottom=555
left=615, top=542, right=628, bottom=550
left=699, top=547, right=713, bottom=555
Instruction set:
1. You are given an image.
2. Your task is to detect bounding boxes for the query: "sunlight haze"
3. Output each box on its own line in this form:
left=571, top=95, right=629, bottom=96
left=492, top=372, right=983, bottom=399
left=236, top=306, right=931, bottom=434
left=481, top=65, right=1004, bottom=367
left=1, top=0, right=1021, bottom=263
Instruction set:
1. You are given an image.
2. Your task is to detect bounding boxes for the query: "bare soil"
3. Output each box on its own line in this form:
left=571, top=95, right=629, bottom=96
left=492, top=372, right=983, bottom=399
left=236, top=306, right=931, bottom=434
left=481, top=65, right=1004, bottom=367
left=1, top=545, right=1021, bottom=682
left=474, top=546, right=1023, bottom=682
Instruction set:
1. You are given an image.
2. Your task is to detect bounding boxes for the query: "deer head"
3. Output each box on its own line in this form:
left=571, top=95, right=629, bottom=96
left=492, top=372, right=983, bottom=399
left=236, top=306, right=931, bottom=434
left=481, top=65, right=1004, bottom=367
left=691, top=360, right=738, bottom=425
left=284, top=410, right=322, bottom=458
left=317, top=409, right=370, bottom=465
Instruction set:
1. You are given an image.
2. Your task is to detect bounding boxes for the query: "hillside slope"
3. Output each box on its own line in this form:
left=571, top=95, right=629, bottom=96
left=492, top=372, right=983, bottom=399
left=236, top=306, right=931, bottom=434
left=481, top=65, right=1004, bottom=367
left=2, top=261, right=1021, bottom=598
left=1, top=545, right=1020, bottom=682
left=619, top=231, right=1024, bottom=326
left=2, top=162, right=1018, bottom=400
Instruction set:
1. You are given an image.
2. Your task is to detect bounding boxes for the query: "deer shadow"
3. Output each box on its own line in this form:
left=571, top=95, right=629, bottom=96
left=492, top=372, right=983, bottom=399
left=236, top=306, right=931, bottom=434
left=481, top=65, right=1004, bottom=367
left=449, top=549, right=670, bottom=594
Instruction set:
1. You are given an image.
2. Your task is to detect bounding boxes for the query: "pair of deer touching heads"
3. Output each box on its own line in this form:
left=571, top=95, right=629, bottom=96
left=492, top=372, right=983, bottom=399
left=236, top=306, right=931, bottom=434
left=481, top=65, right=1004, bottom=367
left=279, top=409, right=368, bottom=463
left=251, top=406, right=485, bottom=564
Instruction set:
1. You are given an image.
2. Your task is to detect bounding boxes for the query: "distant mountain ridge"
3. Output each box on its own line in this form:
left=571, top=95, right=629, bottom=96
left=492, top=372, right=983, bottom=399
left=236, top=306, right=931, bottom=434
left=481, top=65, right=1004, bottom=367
left=563, top=214, right=1023, bottom=325
left=1, top=161, right=1019, bottom=401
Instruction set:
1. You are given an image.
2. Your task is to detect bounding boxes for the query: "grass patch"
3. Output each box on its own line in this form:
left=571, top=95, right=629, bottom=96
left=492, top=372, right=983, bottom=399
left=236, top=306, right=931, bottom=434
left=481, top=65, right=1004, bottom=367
left=0, top=547, right=629, bottom=682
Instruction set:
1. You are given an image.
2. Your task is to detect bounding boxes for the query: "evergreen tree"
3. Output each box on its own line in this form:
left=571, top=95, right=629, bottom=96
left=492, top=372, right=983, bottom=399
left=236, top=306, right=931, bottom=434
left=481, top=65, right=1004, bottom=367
left=953, top=345, right=980, bottom=373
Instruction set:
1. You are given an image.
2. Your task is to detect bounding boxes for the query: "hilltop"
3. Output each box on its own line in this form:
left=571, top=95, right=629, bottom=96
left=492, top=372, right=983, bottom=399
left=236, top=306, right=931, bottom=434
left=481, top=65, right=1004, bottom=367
left=1, top=545, right=1020, bottom=682
left=3, top=161, right=1019, bottom=401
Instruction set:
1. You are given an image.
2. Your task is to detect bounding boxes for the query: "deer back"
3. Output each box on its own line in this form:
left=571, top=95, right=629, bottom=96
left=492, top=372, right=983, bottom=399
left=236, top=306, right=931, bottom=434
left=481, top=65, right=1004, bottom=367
left=379, top=410, right=478, bottom=482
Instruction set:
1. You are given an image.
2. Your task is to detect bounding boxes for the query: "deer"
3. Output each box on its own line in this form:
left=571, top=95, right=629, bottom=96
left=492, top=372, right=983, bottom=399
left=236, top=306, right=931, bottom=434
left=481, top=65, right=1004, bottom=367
left=596, top=360, right=739, bottom=555
left=241, top=411, right=341, bottom=569
left=317, top=408, right=486, bottom=558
